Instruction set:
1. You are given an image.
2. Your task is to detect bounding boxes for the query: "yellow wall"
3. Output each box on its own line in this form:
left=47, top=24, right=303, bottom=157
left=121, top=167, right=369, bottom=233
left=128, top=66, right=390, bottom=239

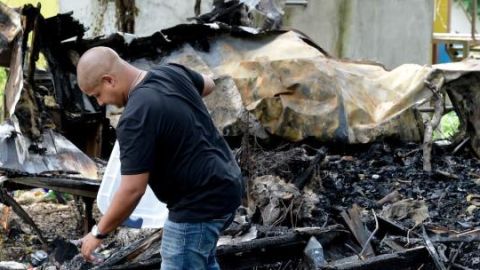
left=434, top=0, right=450, bottom=33
left=0, top=0, right=58, bottom=18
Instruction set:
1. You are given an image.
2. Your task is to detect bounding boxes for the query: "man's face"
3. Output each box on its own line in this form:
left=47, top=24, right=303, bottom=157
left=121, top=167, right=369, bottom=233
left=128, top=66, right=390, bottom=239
left=84, top=75, right=125, bottom=107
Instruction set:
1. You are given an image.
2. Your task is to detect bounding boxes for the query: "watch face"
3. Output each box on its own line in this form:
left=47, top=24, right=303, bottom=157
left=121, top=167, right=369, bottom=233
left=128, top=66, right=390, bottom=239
left=92, top=225, right=107, bottom=239
left=92, top=225, right=98, bottom=236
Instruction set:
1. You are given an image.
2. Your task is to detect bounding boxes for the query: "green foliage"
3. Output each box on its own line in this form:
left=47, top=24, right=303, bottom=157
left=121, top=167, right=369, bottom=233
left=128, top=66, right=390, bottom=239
left=433, top=111, right=460, bottom=140
left=458, top=0, right=480, bottom=17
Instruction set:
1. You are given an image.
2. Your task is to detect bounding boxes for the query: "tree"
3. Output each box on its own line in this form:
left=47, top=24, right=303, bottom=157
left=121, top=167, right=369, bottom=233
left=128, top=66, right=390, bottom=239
left=458, top=0, right=480, bottom=17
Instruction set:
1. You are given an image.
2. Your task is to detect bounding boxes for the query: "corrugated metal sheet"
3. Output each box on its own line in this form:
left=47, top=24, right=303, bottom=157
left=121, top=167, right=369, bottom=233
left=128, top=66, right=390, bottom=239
left=0, top=118, right=98, bottom=179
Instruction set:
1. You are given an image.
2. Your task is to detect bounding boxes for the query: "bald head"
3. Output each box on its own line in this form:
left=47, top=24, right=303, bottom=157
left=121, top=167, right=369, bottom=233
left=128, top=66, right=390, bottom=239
left=76, top=46, right=143, bottom=107
left=77, top=46, right=123, bottom=91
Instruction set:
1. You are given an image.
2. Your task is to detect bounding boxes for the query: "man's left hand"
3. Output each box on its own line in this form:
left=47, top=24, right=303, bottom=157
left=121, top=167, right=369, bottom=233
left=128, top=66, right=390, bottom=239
left=80, top=233, right=103, bottom=262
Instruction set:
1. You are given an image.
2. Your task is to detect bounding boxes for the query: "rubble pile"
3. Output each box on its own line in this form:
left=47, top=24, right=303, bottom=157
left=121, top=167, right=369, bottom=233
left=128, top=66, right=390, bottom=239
left=0, top=140, right=473, bottom=270
left=236, top=139, right=480, bottom=269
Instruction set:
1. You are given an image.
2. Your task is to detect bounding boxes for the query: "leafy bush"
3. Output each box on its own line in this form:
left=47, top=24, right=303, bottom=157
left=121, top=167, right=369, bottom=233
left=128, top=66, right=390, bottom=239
left=433, top=111, right=460, bottom=140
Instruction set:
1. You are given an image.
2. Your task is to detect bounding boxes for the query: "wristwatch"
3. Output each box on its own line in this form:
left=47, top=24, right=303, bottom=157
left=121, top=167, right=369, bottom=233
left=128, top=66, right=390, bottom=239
left=91, top=225, right=108, bottom=239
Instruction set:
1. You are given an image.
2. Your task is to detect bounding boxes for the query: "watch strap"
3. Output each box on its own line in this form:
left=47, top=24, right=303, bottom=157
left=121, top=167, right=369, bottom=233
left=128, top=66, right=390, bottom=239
left=91, top=225, right=108, bottom=239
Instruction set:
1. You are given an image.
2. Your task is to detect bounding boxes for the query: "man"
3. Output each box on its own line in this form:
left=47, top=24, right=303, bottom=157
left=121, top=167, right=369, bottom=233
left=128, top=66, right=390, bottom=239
left=76, top=46, right=243, bottom=269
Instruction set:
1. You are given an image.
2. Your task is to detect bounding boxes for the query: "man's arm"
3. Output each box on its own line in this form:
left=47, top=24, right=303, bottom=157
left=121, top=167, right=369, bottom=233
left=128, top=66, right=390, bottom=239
left=81, top=173, right=149, bottom=261
left=201, top=74, right=215, bottom=97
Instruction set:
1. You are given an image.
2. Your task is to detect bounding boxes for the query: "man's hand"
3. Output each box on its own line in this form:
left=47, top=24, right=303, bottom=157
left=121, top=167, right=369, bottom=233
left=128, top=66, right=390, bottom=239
left=81, top=233, right=103, bottom=262
left=78, top=173, right=148, bottom=263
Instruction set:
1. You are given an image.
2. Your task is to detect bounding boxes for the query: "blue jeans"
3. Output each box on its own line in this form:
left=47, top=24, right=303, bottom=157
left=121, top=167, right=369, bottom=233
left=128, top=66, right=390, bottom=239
left=160, top=213, right=234, bottom=270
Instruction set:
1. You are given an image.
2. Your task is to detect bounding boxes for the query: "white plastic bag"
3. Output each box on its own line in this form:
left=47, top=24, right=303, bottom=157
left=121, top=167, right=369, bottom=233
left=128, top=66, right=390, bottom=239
left=97, top=141, right=168, bottom=228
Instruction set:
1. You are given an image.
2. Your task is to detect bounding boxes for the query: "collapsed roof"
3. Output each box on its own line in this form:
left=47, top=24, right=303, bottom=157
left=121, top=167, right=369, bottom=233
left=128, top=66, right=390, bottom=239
left=0, top=1, right=480, bottom=177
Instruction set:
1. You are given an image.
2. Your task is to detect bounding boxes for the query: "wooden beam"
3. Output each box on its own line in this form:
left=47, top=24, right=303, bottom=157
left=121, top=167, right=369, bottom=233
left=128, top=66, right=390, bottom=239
left=341, top=205, right=375, bottom=258
left=332, top=246, right=429, bottom=270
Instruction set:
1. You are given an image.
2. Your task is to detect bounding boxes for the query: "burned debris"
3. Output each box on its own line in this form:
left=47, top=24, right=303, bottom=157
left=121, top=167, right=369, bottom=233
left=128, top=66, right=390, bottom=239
left=50, top=142, right=480, bottom=269
left=0, top=0, right=480, bottom=269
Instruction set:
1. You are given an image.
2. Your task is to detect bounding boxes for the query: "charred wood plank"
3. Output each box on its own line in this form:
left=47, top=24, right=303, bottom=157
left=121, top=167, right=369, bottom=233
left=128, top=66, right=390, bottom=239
left=26, top=3, right=41, bottom=85
left=125, top=229, right=163, bottom=261
left=331, top=246, right=428, bottom=270
left=417, top=106, right=453, bottom=113
left=218, top=225, right=345, bottom=255
left=217, top=225, right=346, bottom=269
left=358, top=210, right=378, bottom=259
left=94, top=229, right=163, bottom=270
left=81, top=196, right=94, bottom=235
left=433, top=169, right=459, bottom=180
left=375, top=190, right=400, bottom=206
left=383, top=234, right=480, bottom=245
left=380, top=237, right=406, bottom=252
left=452, top=137, right=470, bottom=155
left=194, top=0, right=201, bottom=16
left=376, top=216, right=419, bottom=239
left=6, top=176, right=99, bottom=198
left=85, top=123, right=104, bottom=158
left=0, top=187, right=46, bottom=244
left=341, top=205, right=375, bottom=258
left=96, top=225, right=346, bottom=270
left=192, top=1, right=244, bottom=24
left=422, top=225, right=447, bottom=270
left=293, top=147, right=326, bottom=190
left=108, top=257, right=161, bottom=270
left=431, top=235, right=480, bottom=243
left=108, top=245, right=429, bottom=270
left=447, top=242, right=464, bottom=270
left=451, top=263, right=475, bottom=270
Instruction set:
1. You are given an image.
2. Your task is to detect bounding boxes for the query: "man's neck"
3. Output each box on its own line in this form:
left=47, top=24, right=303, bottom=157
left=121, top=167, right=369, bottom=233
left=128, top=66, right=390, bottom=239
left=123, top=68, right=147, bottom=104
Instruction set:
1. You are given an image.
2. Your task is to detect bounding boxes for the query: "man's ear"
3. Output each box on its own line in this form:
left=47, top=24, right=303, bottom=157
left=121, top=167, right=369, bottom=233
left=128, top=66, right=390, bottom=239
left=101, top=74, right=115, bottom=87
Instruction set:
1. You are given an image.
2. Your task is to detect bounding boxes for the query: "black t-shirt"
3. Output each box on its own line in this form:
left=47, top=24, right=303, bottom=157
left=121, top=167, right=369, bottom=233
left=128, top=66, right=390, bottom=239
left=116, top=63, right=243, bottom=223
